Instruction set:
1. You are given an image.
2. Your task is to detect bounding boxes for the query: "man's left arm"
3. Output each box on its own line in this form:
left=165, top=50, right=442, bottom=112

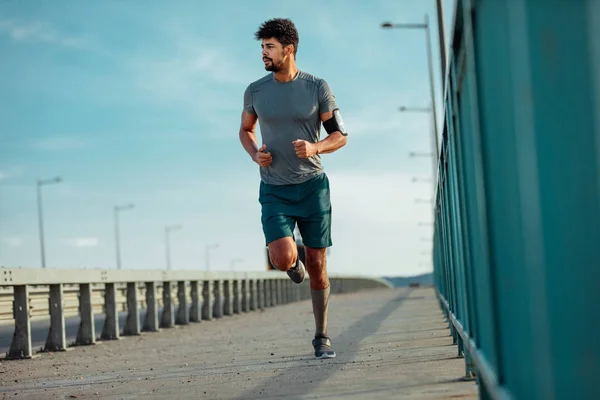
left=293, top=79, right=348, bottom=158
left=293, top=111, right=348, bottom=158
left=314, top=110, right=348, bottom=155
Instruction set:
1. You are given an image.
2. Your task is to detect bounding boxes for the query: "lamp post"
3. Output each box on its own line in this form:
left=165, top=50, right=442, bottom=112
left=205, top=243, right=220, bottom=271
left=435, top=0, right=447, bottom=88
left=114, top=203, right=134, bottom=270
left=398, top=106, right=431, bottom=113
left=165, top=224, right=182, bottom=271
left=36, top=176, right=62, bottom=268
left=382, top=15, right=440, bottom=161
left=400, top=105, right=438, bottom=196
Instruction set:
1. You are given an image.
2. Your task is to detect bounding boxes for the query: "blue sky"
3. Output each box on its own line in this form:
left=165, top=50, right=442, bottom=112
left=0, top=0, right=456, bottom=277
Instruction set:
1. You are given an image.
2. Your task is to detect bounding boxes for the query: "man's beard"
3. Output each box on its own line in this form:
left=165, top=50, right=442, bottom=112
left=264, top=58, right=282, bottom=72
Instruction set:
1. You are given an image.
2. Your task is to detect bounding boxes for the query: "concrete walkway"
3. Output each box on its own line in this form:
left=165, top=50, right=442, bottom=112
left=0, top=287, right=478, bottom=399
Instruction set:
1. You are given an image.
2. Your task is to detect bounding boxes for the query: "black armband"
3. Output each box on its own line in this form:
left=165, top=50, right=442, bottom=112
left=323, top=108, right=348, bottom=136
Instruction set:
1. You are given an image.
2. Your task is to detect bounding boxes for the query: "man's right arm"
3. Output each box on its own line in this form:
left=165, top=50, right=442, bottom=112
left=239, top=110, right=259, bottom=163
left=240, top=86, right=272, bottom=167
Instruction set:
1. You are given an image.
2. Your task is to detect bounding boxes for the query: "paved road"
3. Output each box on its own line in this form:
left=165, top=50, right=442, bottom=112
left=0, top=287, right=478, bottom=399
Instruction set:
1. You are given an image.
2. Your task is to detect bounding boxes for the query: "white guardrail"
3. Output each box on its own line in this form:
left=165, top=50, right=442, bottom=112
left=0, top=267, right=392, bottom=360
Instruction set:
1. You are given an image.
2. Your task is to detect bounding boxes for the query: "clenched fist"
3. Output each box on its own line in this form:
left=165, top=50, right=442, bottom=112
left=254, top=144, right=272, bottom=167
left=293, top=139, right=317, bottom=158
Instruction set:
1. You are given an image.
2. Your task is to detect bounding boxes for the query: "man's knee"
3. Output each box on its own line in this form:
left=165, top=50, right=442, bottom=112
left=268, top=237, right=297, bottom=271
left=270, top=251, right=295, bottom=271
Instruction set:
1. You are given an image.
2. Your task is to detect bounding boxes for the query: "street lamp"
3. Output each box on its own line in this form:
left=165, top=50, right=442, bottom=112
left=165, top=224, right=182, bottom=271
left=398, top=106, right=431, bottom=113
left=114, top=203, right=134, bottom=270
left=434, top=0, right=448, bottom=89
left=382, top=15, right=440, bottom=163
left=36, top=176, right=62, bottom=268
left=205, top=243, right=220, bottom=271
left=400, top=105, right=438, bottom=198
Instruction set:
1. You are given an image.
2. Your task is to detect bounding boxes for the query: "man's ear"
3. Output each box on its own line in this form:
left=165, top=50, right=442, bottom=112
left=286, top=44, right=294, bottom=56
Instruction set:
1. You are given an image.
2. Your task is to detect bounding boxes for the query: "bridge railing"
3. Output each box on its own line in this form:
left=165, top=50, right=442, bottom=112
left=434, top=0, right=600, bottom=399
left=0, top=267, right=391, bottom=360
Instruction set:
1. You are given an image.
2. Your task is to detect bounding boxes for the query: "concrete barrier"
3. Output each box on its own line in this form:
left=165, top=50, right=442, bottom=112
left=0, top=267, right=392, bottom=360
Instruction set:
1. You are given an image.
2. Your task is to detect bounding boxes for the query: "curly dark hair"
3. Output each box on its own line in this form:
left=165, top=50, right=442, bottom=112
left=254, top=18, right=299, bottom=56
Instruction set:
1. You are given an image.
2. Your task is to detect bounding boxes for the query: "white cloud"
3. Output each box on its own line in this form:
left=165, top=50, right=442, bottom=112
left=0, top=171, right=6, bottom=181
left=0, top=236, right=23, bottom=248
left=31, top=136, right=86, bottom=151
left=0, top=19, right=87, bottom=49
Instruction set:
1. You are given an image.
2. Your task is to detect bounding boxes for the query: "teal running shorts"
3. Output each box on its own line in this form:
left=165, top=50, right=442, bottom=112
left=258, top=172, right=332, bottom=249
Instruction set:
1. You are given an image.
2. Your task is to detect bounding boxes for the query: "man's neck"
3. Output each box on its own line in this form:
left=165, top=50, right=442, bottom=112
left=273, top=63, right=299, bottom=83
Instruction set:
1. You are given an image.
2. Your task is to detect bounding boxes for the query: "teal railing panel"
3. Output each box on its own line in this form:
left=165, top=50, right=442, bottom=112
left=435, top=0, right=600, bottom=399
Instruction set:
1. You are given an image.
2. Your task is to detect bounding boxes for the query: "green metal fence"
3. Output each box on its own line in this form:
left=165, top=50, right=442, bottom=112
left=434, top=0, right=600, bottom=399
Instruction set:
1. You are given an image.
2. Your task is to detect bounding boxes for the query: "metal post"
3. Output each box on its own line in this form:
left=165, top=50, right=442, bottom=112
left=381, top=17, right=440, bottom=174
left=37, top=183, right=46, bottom=269
left=165, top=227, right=170, bottom=270
left=36, top=177, right=61, bottom=268
left=401, top=107, right=437, bottom=200
left=424, top=14, right=440, bottom=160
left=114, top=204, right=134, bottom=270
left=114, top=207, right=121, bottom=270
left=435, top=0, right=447, bottom=89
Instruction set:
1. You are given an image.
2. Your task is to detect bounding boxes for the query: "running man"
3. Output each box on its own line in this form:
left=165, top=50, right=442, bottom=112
left=238, top=18, right=348, bottom=359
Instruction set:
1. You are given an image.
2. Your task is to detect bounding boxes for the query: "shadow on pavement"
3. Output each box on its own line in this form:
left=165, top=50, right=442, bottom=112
left=234, top=288, right=414, bottom=400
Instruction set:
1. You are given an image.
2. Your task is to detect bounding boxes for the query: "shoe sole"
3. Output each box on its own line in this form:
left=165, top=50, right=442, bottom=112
left=287, top=273, right=305, bottom=284
left=287, top=263, right=305, bottom=284
left=315, top=352, right=336, bottom=359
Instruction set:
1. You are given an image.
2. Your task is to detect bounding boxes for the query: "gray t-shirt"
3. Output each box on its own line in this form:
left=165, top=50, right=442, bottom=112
left=244, top=70, right=338, bottom=185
